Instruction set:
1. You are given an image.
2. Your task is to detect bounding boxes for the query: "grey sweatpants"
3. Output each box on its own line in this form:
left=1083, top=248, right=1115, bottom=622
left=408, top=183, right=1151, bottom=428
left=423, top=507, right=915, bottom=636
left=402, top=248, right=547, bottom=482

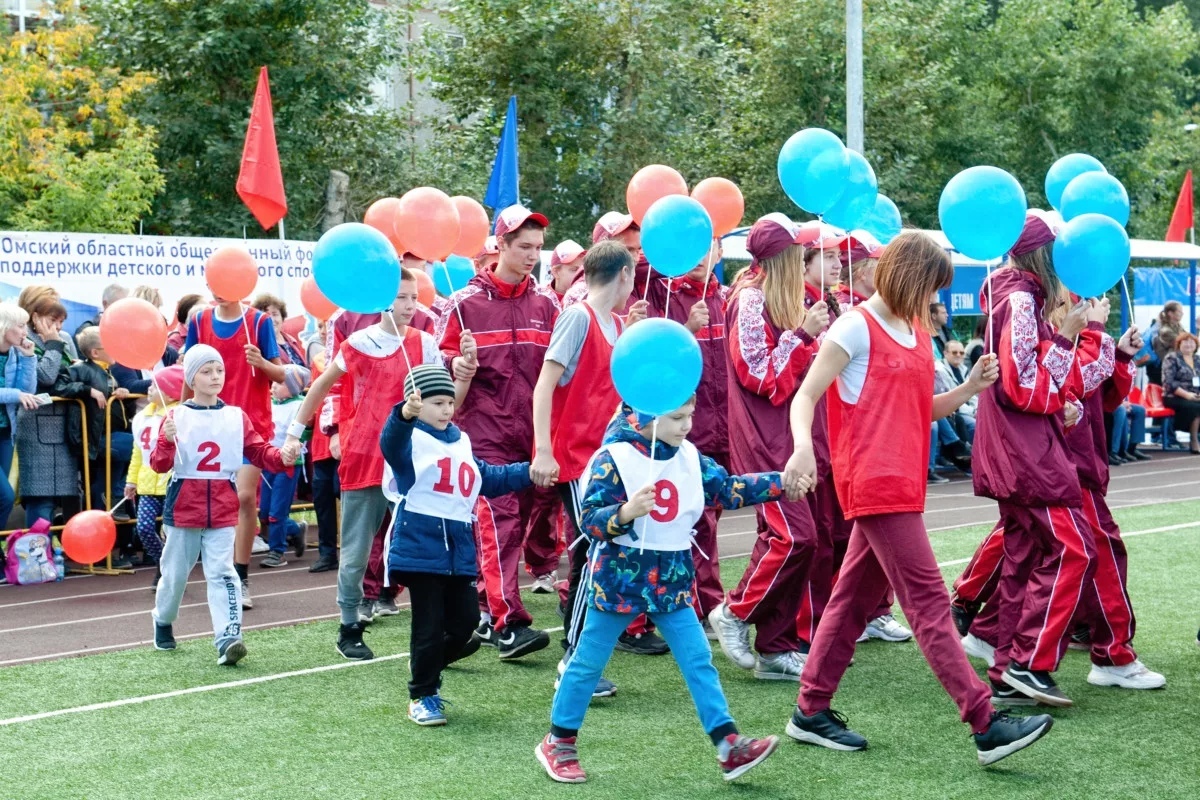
left=153, top=525, right=242, bottom=651
left=338, top=487, right=390, bottom=625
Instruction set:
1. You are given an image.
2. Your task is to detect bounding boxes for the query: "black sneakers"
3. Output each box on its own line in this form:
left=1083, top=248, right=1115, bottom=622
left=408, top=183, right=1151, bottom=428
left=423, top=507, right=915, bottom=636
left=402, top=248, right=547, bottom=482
left=615, top=630, right=670, bottom=656
left=989, top=680, right=1037, bottom=707
left=153, top=621, right=176, bottom=651
left=290, top=521, right=308, bottom=557
left=308, top=554, right=338, bottom=573
left=474, top=621, right=497, bottom=647
left=974, top=710, right=1053, bottom=766
left=950, top=601, right=978, bottom=638
left=337, top=622, right=374, bottom=661
left=497, top=625, right=550, bottom=660
left=1002, top=663, right=1073, bottom=707
left=217, top=639, right=247, bottom=666
left=785, top=707, right=868, bottom=751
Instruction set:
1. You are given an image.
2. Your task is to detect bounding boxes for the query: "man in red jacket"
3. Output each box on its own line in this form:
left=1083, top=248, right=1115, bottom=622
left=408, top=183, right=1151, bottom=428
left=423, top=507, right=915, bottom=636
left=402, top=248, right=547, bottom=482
left=438, top=204, right=559, bottom=660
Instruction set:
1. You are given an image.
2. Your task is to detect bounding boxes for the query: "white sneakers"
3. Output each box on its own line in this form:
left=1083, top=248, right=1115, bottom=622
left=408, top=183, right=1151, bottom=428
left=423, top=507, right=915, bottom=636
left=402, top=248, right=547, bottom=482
left=1087, top=660, right=1166, bottom=690
left=864, top=614, right=913, bottom=642
left=754, top=650, right=805, bottom=681
left=251, top=535, right=270, bottom=554
left=709, top=603, right=755, bottom=670
left=529, top=574, right=556, bottom=594
left=962, top=634, right=996, bottom=668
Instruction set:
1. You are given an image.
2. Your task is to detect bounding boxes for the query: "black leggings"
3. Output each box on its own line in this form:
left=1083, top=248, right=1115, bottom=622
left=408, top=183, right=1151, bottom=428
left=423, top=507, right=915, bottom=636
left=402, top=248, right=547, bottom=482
left=392, top=571, right=478, bottom=699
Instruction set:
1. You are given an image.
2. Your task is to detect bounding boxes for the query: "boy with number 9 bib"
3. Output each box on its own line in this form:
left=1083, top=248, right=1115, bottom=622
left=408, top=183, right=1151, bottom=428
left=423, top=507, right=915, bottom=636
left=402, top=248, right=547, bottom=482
left=150, top=345, right=299, bottom=665
left=536, top=399, right=796, bottom=784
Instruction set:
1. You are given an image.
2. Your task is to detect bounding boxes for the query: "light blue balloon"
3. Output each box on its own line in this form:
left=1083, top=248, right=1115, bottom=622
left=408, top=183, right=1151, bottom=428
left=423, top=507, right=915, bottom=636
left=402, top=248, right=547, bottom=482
left=1053, top=213, right=1130, bottom=298
left=1044, top=153, right=1106, bottom=211
left=610, top=318, right=702, bottom=417
left=777, top=128, right=850, bottom=215
left=861, top=195, right=902, bottom=244
left=312, top=223, right=401, bottom=314
left=434, top=255, right=475, bottom=296
left=823, top=151, right=878, bottom=231
left=641, top=195, right=714, bottom=278
left=938, top=166, right=1027, bottom=261
left=1060, top=172, right=1129, bottom=227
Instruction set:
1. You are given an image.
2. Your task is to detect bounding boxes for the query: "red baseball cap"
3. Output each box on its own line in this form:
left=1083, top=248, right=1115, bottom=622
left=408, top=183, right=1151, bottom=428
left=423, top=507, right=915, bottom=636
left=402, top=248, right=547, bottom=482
left=795, top=220, right=850, bottom=249
left=592, top=211, right=637, bottom=244
left=844, top=230, right=886, bottom=260
left=475, top=236, right=499, bottom=260
left=494, top=204, right=550, bottom=238
left=550, top=239, right=586, bottom=268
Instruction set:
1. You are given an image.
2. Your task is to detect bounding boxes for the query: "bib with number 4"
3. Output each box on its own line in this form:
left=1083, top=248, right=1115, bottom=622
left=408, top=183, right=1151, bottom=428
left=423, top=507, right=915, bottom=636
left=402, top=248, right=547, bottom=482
left=172, top=406, right=245, bottom=480
left=133, top=413, right=163, bottom=463
left=385, top=428, right=482, bottom=523
left=607, top=440, right=705, bottom=552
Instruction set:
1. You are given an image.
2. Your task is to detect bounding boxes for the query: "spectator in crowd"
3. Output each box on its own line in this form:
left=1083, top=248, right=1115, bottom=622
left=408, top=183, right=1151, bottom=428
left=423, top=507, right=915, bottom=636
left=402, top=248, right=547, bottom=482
left=1161, top=331, right=1200, bottom=454
left=965, top=317, right=987, bottom=369
left=1109, top=389, right=1149, bottom=465
left=1150, top=301, right=1185, bottom=385
left=17, top=286, right=78, bottom=360
left=74, top=283, right=129, bottom=337
left=0, top=303, right=39, bottom=527
left=935, top=340, right=976, bottom=443
left=166, top=294, right=204, bottom=352
left=474, top=236, right=500, bottom=274
left=253, top=294, right=307, bottom=367
left=930, top=302, right=954, bottom=359
left=132, top=285, right=162, bottom=309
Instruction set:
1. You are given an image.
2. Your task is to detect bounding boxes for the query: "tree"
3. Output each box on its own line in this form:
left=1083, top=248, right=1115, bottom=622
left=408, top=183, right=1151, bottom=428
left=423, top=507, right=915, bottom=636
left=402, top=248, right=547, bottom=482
left=0, top=17, right=163, bottom=233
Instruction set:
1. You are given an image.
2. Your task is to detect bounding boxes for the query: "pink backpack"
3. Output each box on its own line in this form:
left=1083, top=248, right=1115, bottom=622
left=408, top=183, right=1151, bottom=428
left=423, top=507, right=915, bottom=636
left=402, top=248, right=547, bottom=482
left=3, top=519, right=58, bottom=586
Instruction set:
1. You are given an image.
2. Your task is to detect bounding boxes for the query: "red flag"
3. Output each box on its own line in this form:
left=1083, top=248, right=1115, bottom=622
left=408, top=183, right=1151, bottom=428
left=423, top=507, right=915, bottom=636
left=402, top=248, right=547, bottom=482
left=236, top=67, right=287, bottom=230
left=1165, top=169, right=1193, bottom=242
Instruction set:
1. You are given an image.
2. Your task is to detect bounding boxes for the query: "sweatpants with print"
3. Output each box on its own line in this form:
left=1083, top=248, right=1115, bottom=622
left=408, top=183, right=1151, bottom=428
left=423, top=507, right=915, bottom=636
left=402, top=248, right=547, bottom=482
left=986, top=503, right=1096, bottom=684
left=337, top=487, right=389, bottom=625
left=799, top=513, right=993, bottom=734
left=153, top=525, right=242, bottom=652
left=394, top=571, right=479, bottom=699
left=135, top=494, right=166, bottom=563
left=523, top=485, right=564, bottom=579
left=725, top=498, right=817, bottom=654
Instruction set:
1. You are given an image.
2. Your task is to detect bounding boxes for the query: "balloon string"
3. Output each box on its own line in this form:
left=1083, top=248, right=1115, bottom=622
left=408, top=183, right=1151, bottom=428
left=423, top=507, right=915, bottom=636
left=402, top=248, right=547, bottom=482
left=642, top=272, right=652, bottom=304
left=388, top=308, right=415, bottom=378
left=986, top=261, right=996, bottom=356
left=1121, top=276, right=1133, bottom=322
left=637, top=423, right=660, bottom=554
left=847, top=246, right=854, bottom=309
left=700, top=246, right=716, bottom=292
left=818, top=216, right=825, bottom=297
left=664, top=282, right=672, bottom=321
left=240, top=303, right=257, bottom=377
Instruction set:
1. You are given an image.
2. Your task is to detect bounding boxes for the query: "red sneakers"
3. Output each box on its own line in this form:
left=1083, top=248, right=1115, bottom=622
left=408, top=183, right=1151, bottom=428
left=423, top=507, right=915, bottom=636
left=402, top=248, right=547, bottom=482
left=718, top=734, right=780, bottom=781
left=536, top=734, right=587, bottom=783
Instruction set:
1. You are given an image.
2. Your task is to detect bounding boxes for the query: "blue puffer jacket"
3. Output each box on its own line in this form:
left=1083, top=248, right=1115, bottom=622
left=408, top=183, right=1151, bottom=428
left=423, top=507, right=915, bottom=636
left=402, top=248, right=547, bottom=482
left=382, top=405, right=532, bottom=577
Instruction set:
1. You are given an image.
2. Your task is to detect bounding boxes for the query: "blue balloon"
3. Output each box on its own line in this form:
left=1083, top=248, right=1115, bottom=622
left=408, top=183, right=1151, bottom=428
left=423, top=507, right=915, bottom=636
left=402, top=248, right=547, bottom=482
left=1044, top=153, right=1106, bottom=211
left=938, top=166, right=1027, bottom=261
left=434, top=255, right=475, bottom=296
left=777, top=128, right=850, bottom=215
left=1060, top=171, right=1129, bottom=227
left=312, top=223, right=401, bottom=314
left=610, top=318, right=702, bottom=417
left=1053, top=213, right=1130, bottom=298
left=861, top=194, right=902, bottom=244
left=823, top=151, right=878, bottom=231
left=641, top=195, right=714, bottom=278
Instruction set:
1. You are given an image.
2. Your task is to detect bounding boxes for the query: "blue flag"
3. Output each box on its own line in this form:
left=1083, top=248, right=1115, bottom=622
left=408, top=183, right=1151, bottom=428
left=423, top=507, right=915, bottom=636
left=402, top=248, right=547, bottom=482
left=484, top=96, right=519, bottom=221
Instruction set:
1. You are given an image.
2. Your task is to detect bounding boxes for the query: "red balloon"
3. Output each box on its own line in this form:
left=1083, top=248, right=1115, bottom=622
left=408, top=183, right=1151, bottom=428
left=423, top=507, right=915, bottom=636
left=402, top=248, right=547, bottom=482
left=394, top=187, right=461, bottom=262
left=61, top=510, right=117, bottom=565
left=300, top=277, right=338, bottom=322
left=99, top=298, right=168, bottom=370
left=691, top=177, right=745, bottom=237
left=205, top=247, right=258, bottom=301
left=450, top=196, right=490, bottom=258
left=627, top=164, right=688, bottom=224
left=414, top=269, right=436, bottom=308
left=364, top=197, right=406, bottom=256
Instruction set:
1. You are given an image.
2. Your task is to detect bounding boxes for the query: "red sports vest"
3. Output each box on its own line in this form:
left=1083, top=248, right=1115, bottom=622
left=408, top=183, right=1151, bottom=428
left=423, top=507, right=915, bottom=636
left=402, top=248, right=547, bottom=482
left=194, top=307, right=273, bottom=440
left=549, top=304, right=623, bottom=482
left=827, top=308, right=932, bottom=518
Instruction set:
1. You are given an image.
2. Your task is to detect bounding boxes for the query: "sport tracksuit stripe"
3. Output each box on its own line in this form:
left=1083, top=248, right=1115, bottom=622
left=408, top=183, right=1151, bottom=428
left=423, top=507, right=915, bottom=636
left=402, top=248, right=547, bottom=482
left=727, top=501, right=796, bottom=621
left=1080, top=490, right=1137, bottom=666
left=1029, top=506, right=1093, bottom=671
left=954, top=524, right=1005, bottom=604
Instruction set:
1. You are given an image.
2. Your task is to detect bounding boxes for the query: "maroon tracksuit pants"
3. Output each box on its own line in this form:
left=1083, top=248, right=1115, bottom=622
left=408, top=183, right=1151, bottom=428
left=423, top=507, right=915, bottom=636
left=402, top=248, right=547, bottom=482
left=799, top=512, right=993, bottom=734
left=690, top=505, right=724, bottom=621
left=476, top=489, right=539, bottom=631
left=523, top=485, right=564, bottom=578
left=362, top=510, right=397, bottom=601
left=1077, top=489, right=1138, bottom=666
left=953, top=522, right=1005, bottom=608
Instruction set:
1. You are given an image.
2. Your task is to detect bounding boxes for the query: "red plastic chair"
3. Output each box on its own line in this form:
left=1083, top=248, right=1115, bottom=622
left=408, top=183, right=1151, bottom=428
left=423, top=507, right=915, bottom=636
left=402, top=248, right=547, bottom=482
left=1141, top=384, right=1178, bottom=449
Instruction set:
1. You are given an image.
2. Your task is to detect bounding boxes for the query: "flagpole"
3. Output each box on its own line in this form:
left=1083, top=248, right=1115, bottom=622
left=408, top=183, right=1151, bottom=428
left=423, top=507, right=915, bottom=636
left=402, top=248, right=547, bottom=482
left=279, top=218, right=286, bottom=241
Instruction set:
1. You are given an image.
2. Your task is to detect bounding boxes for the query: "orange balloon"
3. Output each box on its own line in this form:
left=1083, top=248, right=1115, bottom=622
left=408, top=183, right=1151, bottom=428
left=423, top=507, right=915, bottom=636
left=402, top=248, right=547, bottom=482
left=394, top=187, right=461, bottom=262
left=300, top=277, right=338, bottom=322
left=451, top=196, right=490, bottom=258
left=364, top=197, right=406, bottom=256
left=626, top=164, right=688, bottom=224
left=414, top=269, right=436, bottom=308
left=100, top=297, right=168, bottom=370
left=691, top=177, right=745, bottom=237
left=205, top=247, right=258, bottom=301
left=61, top=510, right=117, bottom=565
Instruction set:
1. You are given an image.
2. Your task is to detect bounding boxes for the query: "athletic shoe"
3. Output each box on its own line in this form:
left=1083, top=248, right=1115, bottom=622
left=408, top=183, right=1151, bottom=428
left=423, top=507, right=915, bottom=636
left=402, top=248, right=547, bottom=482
left=974, top=710, right=1053, bottom=766
left=855, top=630, right=869, bottom=643
left=961, top=633, right=996, bottom=667
left=989, top=680, right=1037, bottom=707
left=701, top=619, right=719, bottom=641
left=950, top=601, right=978, bottom=638
left=1001, top=663, right=1072, bottom=707
left=289, top=521, right=308, bottom=558
left=110, top=554, right=134, bottom=570
left=1067, top=623, right=1091, bottom=651
left=217, top=639, right=247, bottom=666
left=251, top=535, right=270, bottom=554
left=865, top=613, right=912, bottom=642
left=1086, top=660, right=1166, bottom=690
left=927, top=469, right=950, bottom=484
left=754, top=650, right=806, bottom=681
left=240, top=579, right=253, bottom=610
left=529, top=573, right=556, bottom=594
left=555, top=653, right=618, bottom=697
left=336, top=622, right=374, bottom=660
left=718, top=734, right=779, bottom=781
left=536, top=734, right=586, bottom=783
left=785, top=707, right=868, bottom=751
left=474, top=620, right=497, bottom=647
left=498, top=625, right=550, bottom=660
left=408, top=695, right=448, bottom=726
left=260, top=551, right=287, bottom=568
left=372, top=596, right=400, bottom=617
left=615, top=630, right=670, bottom=656
left=709, top=603, right=755, bottom=670
left=153, top=621, right=176, bottom=651
left=1125, top=446, right=1151, bottom=461
left=357, top=601, right=376, bottom=625
left=308, top=554, right=338, bottom=573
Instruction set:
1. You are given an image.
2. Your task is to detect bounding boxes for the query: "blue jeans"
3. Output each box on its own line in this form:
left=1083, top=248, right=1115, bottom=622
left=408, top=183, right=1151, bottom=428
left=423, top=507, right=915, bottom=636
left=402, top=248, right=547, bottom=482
left=0, top=428, right=14, bottom=528
left=23, top=497, right=55, bottom=528
left=1111, top=403, right=1146, bottom=453
left=258, top=469, right=300, bottom=553
left=550, top=606, right=736, bottom=743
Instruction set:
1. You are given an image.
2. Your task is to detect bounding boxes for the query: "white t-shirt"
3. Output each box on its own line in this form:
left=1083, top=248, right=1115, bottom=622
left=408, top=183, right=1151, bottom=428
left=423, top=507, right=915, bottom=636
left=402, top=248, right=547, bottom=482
left=823, top=305, right=931, bottom=404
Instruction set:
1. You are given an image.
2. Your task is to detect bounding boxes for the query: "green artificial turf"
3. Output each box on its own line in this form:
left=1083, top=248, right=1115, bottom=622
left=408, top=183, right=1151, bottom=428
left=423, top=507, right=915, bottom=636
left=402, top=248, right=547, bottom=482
left=2, top=502, right=1199, bottom=800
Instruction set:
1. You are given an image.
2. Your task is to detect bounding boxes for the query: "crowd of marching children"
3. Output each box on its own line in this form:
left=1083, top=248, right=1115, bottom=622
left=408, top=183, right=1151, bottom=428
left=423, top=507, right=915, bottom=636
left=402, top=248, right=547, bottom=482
left=3, top=201, right=1177, bottom=783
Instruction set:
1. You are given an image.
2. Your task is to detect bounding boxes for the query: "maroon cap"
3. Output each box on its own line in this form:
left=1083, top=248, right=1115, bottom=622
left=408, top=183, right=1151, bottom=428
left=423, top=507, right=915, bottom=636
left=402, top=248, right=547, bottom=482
left=796, top=220, right=850, bottom=249
left=1010, top=209, right=1060, bottom=257
left=494, top=204, right=550, bottom=238
left=550, top=239, right=586, bottom=268
left=746, top=213, right=803, bottom=263
left=841, top=230, right=885, bottom=266
left=591, top=211, right=637, bottom=244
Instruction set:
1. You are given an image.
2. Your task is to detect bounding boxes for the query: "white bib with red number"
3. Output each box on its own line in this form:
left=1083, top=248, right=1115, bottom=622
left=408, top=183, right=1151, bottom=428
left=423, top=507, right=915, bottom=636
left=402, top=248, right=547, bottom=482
left=172, top=406, right=245, bottom=480
left=133, top=412, right=163, bottom=464
left=394, top=428, right=481, bottom=523
left=607, top=440, right=705, bottom=552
